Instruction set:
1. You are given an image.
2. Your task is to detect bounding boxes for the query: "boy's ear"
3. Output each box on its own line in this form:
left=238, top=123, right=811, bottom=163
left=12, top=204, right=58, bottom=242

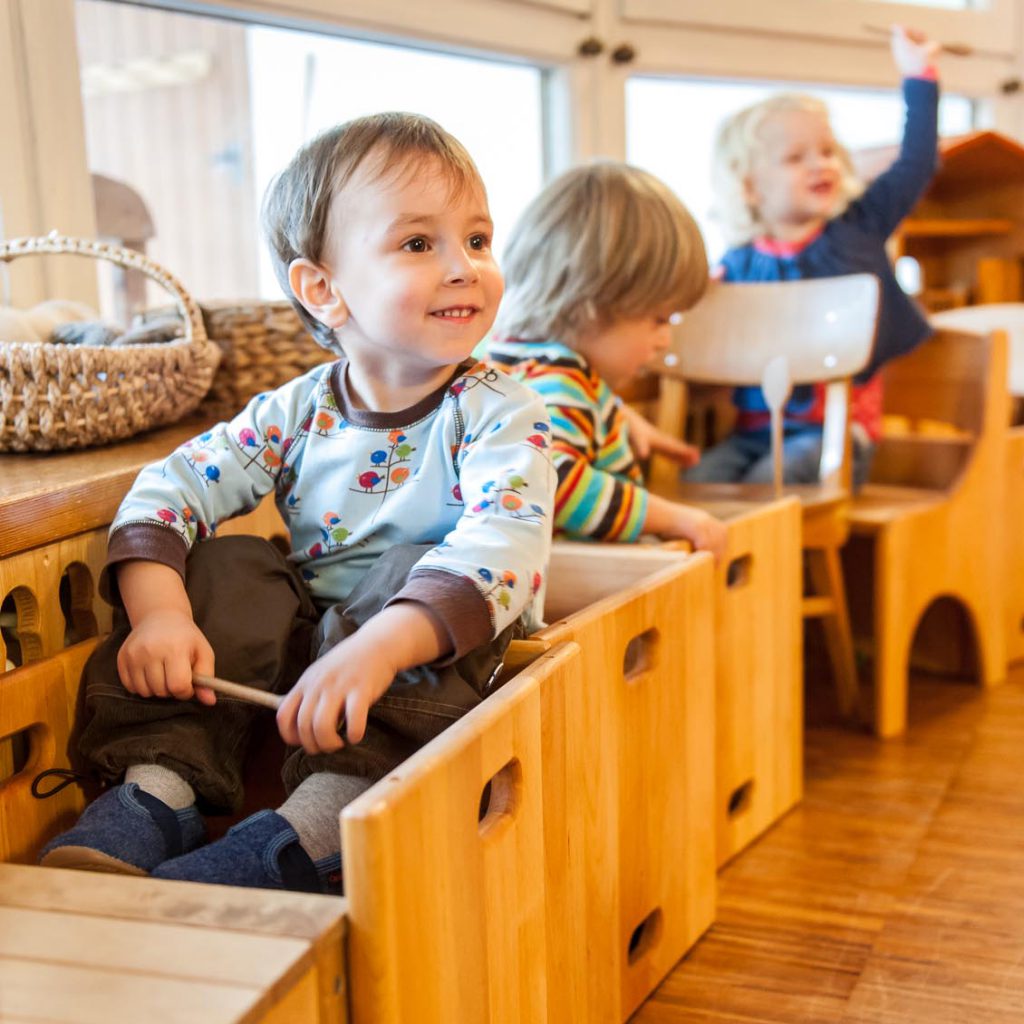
left=288, top=258, right=349, bottom=330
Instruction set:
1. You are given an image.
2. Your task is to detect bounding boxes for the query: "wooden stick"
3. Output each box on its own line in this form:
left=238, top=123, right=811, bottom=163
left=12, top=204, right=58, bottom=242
left=192, top=673, right=282, bottom=710
left=192, top=673, right=347, bottom=735
left=862, top=23, right=972, bottom=57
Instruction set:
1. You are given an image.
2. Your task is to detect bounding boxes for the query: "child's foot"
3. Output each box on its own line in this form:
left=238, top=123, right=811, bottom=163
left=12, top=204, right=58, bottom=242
left=39, top=783, right=206, bottom=876
left=152, top=810, right=342, bottom=895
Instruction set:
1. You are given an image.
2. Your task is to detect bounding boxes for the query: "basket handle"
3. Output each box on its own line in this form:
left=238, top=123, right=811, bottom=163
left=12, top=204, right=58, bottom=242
left=0, top=232, right=208, bottom=345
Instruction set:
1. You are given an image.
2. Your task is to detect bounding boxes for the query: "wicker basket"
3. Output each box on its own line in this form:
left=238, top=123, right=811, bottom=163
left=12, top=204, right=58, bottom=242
left=0, top=234, right=220, bottom=453
left=199, top=300, right=335, bottom=420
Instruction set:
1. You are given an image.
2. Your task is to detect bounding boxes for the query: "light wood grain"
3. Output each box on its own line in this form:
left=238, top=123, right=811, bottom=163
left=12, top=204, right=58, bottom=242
left=847, top=328, right=1009, bottom=735
left=540, top=547, right=717, bottom=1020
left=1007, top=426, right=1024, bottom=664
left=0, top=640, right=97, bottom=863
left=635, top=665, right=1024, bottom=1023
left=0, top=864, right=348, bottom=1023
left=342, top=644, right=581, bottom=1024
left=703, top=499, right=803, bottom=867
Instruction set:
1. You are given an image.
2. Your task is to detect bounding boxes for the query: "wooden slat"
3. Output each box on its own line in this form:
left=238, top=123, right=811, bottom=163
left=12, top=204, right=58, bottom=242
left=710, top=499, right=802, bottom=867
left=343, top=646, right=579, bottom=1023
left=0, top=958, right=259, bottom=1024
left=0, top=906, right=311, bottom=990
left=0, top=865, right=348, bottom=1024
left=540, top=547, right=716, bottom=1019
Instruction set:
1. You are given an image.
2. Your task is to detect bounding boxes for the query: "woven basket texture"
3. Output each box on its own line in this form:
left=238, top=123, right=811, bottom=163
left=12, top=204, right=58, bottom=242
left=0, top=235, right=220, bottom=453
left=199, top=301, right=334, bottom=420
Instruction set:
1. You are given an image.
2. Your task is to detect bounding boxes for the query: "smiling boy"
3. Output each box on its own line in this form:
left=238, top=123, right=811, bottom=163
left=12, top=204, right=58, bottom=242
left=41, top=113, right=554, bottom=895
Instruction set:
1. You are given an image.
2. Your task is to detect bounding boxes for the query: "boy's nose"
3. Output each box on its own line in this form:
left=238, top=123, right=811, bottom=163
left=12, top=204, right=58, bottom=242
left=446, top=248, right=480, bottom=285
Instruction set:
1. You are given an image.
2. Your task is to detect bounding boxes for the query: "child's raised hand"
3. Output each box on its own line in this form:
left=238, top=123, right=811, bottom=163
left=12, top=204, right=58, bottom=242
left=891, top=25, right=940, bottom=78
left=117, top=609, right=216, bottom=704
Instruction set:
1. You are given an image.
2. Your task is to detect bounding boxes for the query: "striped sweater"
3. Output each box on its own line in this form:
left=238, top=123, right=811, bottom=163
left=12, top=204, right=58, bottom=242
left=486, top=339, right=648, bottom=542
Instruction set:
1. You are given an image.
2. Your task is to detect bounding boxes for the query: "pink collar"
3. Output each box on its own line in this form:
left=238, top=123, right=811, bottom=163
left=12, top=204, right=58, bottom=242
left=753, top=223, right=824, bottom=257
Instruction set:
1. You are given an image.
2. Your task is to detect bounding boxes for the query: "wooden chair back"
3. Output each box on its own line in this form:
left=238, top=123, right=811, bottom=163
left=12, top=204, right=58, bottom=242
left=931, top=303, right=1024, bottom=399
left=869, top=328, right=1008, bottom=492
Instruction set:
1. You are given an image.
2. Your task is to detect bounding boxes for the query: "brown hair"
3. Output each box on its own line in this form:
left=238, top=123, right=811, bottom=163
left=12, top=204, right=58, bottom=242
left=261, top=112, right=481, bottom=349
left=495, top=161, right=708, bottom=344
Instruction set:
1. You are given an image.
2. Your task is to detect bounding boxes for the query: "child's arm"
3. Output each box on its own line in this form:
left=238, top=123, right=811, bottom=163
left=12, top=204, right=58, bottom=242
left=276, top=602, right=448, bottom=754
left=849, top=26, right=939, bottom=239
left=115, top=560, right=217, bottom=705
left=643, top=493, right=727, bottom=564
left=618, top=401, right=700, bottom=467
left=105, top=368, right=323, bottom=585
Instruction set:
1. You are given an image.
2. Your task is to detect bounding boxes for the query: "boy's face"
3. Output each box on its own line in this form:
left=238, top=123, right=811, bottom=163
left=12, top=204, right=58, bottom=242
left=574, top=311, right=677, bottom=391
left=746, top=109, right=842, bottom=233
left=321, top=154, right=503, bottom=374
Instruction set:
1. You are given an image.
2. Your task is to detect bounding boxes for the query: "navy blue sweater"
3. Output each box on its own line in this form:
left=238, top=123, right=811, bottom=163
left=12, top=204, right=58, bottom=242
left=721, top=76, right=938, bottom=400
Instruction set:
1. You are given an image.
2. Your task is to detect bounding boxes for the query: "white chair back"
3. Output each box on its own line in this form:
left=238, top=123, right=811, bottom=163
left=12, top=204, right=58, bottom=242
left=663, top=275, right=879, bottom=385
left=660, top=275, right=880, bottom=491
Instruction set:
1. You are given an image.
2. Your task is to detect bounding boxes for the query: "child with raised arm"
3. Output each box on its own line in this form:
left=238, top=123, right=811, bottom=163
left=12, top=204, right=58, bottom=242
left=486, top=162, right=726, bottom=561
left=41, top=113, right=554, bottom=894
left=685, top=25, right=940, bottom=489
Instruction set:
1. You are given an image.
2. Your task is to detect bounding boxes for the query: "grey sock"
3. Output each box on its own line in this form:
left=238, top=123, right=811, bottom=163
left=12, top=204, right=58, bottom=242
left=125, top=764, right=196, bottom=811
left=278, top=772, right=372, bottom=864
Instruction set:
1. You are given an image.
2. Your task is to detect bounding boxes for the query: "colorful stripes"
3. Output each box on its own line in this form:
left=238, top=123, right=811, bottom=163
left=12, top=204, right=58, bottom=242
left=487, top=340, right=648, bottom=542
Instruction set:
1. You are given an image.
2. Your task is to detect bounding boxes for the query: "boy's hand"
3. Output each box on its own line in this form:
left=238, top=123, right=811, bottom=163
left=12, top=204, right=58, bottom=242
left=891, top=24, right=940, bottom=77
left=117, top=609, right=216, bottom=704
left=672, top=504, right=728, bottom=565
left=276, top=602, right=449, bottom=755
left=620, top=402, right=700, bottom=467
left=276, top=632, right=397, bottom=754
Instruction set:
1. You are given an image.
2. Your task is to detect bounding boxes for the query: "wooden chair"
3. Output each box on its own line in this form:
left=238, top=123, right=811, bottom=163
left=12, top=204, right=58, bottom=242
left=931, top=305, right=1024, bottom=665
left=845, top=327, right=1009, bottom=736
left=649, top=275, right=880, bottom=718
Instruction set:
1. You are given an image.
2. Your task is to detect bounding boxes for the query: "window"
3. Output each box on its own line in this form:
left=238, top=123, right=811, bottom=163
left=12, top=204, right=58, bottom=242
left=626, top=76, right=975, bottom=261
left=74, top=0, right=544, bottom=318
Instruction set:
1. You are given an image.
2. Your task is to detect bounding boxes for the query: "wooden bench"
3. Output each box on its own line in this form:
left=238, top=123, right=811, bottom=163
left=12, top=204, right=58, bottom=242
left=0, top=862, right=347, bottom=1024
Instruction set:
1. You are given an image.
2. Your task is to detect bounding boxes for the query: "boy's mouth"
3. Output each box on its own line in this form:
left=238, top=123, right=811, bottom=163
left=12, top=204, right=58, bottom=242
left=431, top=306, right=479, bottom=320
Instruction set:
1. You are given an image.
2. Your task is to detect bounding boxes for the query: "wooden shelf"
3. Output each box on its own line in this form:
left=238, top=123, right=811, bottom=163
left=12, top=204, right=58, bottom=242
left=900, top=218, right=1014, bottom=238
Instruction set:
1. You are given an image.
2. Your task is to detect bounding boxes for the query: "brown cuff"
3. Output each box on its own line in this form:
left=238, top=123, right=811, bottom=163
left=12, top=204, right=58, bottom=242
left=100, top=522, right=190, bottom=605
left=386, top=569, right=493, bottom=663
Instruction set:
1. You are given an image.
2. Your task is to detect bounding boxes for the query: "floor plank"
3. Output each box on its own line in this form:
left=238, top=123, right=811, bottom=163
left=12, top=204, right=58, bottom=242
left=635, top=666, right=1024, bottom=1023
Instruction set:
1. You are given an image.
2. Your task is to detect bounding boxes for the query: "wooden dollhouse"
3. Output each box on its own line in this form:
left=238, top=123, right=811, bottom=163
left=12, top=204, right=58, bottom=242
left=855, top=130, right=1024, bottom=312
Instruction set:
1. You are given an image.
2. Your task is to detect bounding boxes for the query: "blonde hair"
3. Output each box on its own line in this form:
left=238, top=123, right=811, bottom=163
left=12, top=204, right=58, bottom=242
left=495, top=162, right=708, bottom=344
left=711, top=93, right=863, bottom=248
left=261, top=112, right=481, bottom=349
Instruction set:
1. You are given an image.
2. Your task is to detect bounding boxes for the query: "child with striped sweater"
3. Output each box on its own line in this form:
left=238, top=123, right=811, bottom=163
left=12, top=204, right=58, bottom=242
left=487, top=162, right=726, bottom=560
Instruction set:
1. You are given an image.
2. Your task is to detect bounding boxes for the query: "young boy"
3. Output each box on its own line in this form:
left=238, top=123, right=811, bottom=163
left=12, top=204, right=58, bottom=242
left=41, top=113, right=554, bottom=894
left=487, top=161, right=726, bottom=560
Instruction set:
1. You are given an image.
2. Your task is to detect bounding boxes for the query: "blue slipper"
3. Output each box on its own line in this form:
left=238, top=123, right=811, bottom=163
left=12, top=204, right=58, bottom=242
left=152, top=810, right=341, bottom=895
left=39, top=783, right=206, bottom=876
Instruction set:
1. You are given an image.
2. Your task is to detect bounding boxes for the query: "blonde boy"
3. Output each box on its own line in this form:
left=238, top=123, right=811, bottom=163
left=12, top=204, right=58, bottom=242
left=41, top=113, right=554, bottom=894
left=488, top=161, right=725, bottom=559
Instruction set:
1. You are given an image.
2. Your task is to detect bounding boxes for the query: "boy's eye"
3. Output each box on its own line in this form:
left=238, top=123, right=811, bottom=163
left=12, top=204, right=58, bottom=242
left=403, top=237, right=430, bottom=253
left=468, top=233, right=490, bottom=251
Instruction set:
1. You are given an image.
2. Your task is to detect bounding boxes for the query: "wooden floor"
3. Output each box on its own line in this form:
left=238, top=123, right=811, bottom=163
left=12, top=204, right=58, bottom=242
left=637, top=661, right=1024, bottom=1023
